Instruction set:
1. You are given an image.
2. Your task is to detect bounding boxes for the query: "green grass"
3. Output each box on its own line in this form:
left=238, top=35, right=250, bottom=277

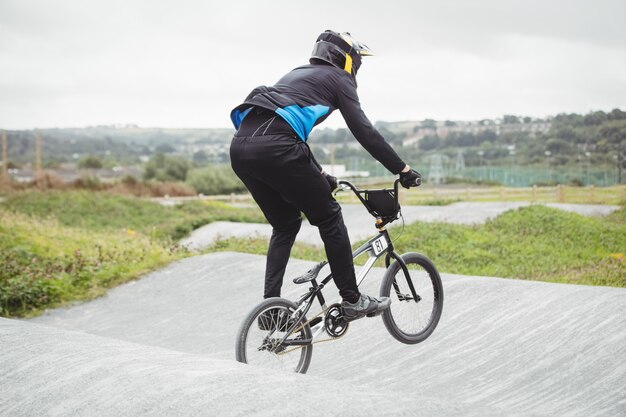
left=2, top=189, right=623, bottom=318
left=1, top=190, right=266, bottom=240
left=394, top=205, right=625, bottom=287
left=0, top=209, right=185, bottom=317
left=418, top=198, right=461, bottom=206
left=207, top=205, right=626, bottom=288
left=333, top=184, right=626, bottom=205
left=0, top=190, right=266, bottom=317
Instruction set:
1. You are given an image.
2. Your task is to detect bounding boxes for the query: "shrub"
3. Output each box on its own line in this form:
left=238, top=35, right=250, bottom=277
left=143, top=153, right=190, bottom=181
left=31, top=172, right=66, bottom=190
left=78, top=155, right=103, bottom=169
left=186, top=164, right=246, bottom=195
left=73, top=175, right=103, bottom=190
left=109, top=178, right=196, bottom=197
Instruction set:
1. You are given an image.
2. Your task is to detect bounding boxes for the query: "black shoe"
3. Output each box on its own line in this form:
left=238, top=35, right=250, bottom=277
left=257, top=308, right=295, bottom=331
left=341, top=294, right=391, bottom=322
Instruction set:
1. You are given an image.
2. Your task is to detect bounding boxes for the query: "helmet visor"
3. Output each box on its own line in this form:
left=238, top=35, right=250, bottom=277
left=339, top=32, right=374, bottom=56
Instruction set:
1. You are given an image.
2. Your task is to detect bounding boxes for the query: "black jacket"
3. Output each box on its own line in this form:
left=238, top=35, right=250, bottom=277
left=230, top=63, right=405, bottom=174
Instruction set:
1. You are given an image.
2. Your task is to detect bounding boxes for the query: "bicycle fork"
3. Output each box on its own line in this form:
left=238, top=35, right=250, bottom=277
left=351, top=228, right=421, bottom=304
left=385, top=251, right=420, bottom=302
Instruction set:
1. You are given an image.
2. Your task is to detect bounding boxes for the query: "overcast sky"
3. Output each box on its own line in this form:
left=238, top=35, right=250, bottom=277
left=1, top=0, right=625, bottom=130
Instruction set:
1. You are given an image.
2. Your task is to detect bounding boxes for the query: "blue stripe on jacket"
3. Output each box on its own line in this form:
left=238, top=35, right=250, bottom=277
left=275, top=104, right=330, bottom=141
left=231, top=107, right=252, bottom=129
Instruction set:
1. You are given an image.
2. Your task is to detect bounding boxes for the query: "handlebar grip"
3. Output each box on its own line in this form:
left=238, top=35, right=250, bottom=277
left=399, top=170, right=422, bottom=188
left=404, top=178, right=421, bottom=188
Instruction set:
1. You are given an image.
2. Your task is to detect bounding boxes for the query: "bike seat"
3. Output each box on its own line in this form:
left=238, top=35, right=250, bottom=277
left=293, top=261, right=327, bottom=284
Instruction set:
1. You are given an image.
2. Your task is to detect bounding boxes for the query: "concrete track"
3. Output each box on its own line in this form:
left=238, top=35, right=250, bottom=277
left=1, top=318, right=467, bottom=417
left=3, top=252, right=624, bottom=416
left=180, top=202, right=619, bottom=250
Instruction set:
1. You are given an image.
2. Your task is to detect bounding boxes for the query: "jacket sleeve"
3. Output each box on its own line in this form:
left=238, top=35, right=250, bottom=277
left=336, top=76, right=406, bottom=174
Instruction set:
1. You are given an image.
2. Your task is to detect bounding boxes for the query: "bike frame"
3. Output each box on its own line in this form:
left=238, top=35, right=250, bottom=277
left=278, top=180, right=420, bottom=347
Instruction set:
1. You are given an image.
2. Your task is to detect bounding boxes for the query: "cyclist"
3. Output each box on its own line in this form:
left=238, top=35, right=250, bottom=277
left=230, top=30, right=420, bottom=322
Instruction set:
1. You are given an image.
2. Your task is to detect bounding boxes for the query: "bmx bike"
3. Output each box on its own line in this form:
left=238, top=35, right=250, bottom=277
left=235, top=178, right=444, bottom=373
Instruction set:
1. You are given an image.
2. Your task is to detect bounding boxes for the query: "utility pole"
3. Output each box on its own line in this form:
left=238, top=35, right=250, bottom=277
left=477, top=150, right=484, bottom=180
left=455, top=150, right=465, bottom=172
left=35, top=130, right=42, bottom=175
left=618, top=142, right=623, bottom=185
left=544, top=150, right=552, bottom=182
left=1, top=130, right=7, bottom=180
left=428, top=154, right=446, bottom=185
left=585, top=151, right=591, bottom=186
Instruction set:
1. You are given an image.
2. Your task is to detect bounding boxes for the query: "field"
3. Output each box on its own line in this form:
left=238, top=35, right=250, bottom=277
left=0, top=191, right=265, bottom=317
left=201, top=184, right=626, bottom=206
left=209, top=204, right=626, bottom=288
left=1, top=189, right=624, bottom=318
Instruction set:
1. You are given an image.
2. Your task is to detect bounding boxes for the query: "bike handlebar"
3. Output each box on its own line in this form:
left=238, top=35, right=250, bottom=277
left=336, top=175, right=420, bottom=196
left=335, top=179, right=402, bottom=226
left=335, top=174, right=420, bottom=226
left=336, top=178, right=399, bottom=194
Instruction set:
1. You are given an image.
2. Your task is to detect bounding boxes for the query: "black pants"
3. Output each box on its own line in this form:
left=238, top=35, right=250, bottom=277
left=230, top=122, right=360, bottom=302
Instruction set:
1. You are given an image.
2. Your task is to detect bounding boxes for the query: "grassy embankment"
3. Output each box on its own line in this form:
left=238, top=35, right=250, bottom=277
left=0, top=190, right=265, bottom=317
left=210, top=204, right=626, bottom=288
left=2, top=189, right=623, bottom=318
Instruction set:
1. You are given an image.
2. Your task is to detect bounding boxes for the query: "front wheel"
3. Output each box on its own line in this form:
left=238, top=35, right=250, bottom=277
left=235, top=297, right=313, bottom=374
left=380, top=252, right=444, bottom=344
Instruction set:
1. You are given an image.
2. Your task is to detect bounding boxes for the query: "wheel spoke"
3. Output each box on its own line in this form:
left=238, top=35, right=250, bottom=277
left=237, top=300, right=312, bottom=373
left=381, top=254, right=443, bottom=344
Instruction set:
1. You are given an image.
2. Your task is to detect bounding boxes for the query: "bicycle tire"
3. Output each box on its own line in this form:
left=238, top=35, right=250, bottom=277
left=235, top=297, right=313, bottom=374
left=380, top=252, right=444, bottom=344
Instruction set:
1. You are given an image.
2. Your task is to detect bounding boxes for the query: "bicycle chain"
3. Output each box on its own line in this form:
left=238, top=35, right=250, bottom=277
left=277, top=306, right=348, bottom=355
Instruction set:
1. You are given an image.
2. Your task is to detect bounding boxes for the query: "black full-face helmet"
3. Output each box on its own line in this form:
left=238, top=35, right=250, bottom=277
left=310, top=30, right=373, bottom=77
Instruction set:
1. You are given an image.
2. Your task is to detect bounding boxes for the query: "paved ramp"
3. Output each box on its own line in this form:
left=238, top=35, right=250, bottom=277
left=1, top=318, right=465, bottom=417
left=9, top=252, right=625, bottom=416
left=180, top=203, right=619, bottom=250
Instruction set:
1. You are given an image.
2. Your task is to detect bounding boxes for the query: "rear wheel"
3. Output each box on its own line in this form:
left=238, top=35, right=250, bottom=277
left=235, top=297, right=313, bottom=373
left=380, top=252, right=443, bottom=344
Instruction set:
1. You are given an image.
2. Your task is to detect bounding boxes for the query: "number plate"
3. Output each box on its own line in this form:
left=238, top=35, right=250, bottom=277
left=371, top=235, right=388, bottom=256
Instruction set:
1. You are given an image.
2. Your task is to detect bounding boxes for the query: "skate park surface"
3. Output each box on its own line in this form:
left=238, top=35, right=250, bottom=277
left=2, top=251, right=625, bottom=416
left=1, top=202, right=625, bottom=416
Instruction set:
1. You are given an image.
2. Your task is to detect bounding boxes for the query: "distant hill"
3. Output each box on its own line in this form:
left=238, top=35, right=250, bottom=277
left=2, top=126, right=234, bottom=165
left=2, top=109, right=625, bottom=187
left=309, top=109, right=626, bottom=186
